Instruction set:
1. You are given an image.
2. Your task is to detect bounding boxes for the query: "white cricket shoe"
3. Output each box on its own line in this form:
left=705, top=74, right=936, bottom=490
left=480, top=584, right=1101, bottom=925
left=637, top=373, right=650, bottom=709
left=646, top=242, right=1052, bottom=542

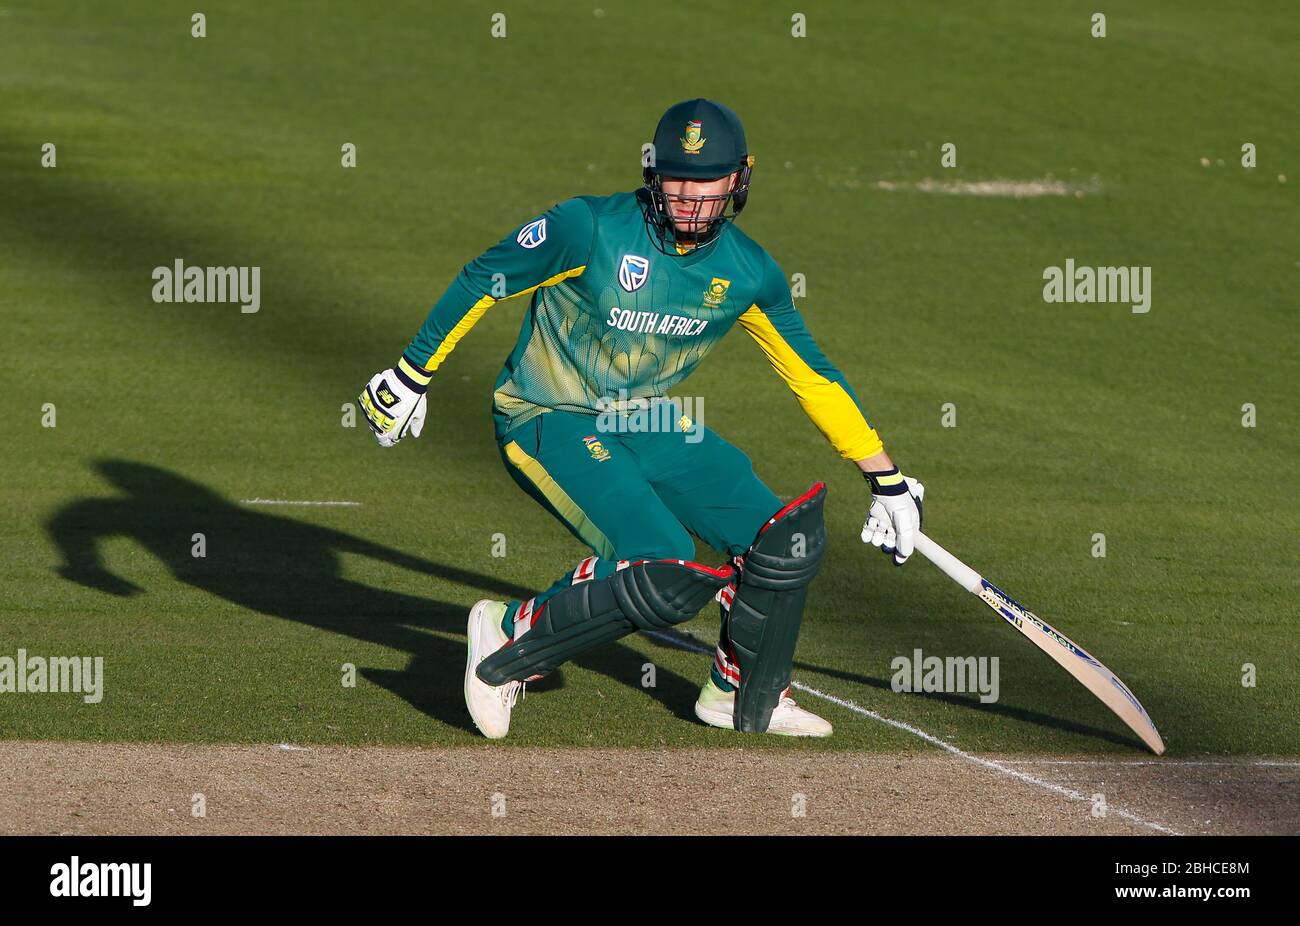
left=693, top=678, right=832, bottom=737
left=464, top=599, right=523, bottom=739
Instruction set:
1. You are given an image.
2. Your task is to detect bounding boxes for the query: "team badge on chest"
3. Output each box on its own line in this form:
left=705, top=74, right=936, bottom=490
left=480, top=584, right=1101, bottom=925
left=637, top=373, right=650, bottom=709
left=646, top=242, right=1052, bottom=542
left=618, top=254, right=650, bottom=292
left=702, top=277, right=730, bottom=308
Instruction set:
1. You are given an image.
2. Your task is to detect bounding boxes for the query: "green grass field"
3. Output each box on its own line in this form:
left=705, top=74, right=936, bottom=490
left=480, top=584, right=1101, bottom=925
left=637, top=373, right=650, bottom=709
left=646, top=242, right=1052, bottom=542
left=1, top=1, right=1295, bottom=756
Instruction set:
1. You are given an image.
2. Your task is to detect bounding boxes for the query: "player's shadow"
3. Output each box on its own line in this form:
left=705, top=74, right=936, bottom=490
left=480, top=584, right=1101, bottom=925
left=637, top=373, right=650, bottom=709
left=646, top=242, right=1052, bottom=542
left=46, top=460, right=704, bottom=733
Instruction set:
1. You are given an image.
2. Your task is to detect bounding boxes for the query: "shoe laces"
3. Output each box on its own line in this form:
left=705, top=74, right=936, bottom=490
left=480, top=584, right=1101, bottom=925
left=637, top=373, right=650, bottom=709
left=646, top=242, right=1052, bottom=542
left=501, top=680, right=524, bottom=710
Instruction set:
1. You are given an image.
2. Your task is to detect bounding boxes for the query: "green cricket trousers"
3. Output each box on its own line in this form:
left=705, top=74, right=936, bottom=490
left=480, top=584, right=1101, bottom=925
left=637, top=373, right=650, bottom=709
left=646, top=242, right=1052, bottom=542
left=496, top=406, right=783, bottom=689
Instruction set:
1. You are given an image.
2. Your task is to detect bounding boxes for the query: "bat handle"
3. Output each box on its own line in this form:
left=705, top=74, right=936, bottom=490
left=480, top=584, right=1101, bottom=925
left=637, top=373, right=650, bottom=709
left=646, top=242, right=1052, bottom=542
left=914, top=531, right=984, bottom=595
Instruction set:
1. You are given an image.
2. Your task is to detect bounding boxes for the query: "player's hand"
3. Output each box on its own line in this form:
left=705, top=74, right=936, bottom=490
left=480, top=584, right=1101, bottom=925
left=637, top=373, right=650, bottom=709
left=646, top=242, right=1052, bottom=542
left=861, top=469, right=924, bottom=566
left=359, top=369, right=427, bottom=447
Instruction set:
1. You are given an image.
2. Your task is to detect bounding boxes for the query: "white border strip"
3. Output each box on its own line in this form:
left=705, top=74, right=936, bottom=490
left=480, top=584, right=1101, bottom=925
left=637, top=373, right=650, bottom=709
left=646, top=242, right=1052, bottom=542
left=1000, top=759, right=1299, bottom=768
left=645, top=628, right=1181, bottom=836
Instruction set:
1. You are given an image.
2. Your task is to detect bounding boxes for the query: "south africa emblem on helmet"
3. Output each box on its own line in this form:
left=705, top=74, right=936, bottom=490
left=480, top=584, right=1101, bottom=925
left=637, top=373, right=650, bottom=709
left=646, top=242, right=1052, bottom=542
left=618, top=254, right=650, bottom=292
left=702, top=277, right=730, bottom=308
left=680, top=120, right=706, bottom=154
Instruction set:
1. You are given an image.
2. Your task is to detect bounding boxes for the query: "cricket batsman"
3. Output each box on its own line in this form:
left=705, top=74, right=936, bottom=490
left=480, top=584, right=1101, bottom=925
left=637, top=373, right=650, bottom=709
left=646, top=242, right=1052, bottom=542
left=359, top=99, right=924, bottom=739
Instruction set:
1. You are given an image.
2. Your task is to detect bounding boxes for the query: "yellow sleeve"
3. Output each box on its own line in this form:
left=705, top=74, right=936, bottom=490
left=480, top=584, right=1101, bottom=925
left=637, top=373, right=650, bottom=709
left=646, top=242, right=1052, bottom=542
left=738, top=303, right=884, bottom=461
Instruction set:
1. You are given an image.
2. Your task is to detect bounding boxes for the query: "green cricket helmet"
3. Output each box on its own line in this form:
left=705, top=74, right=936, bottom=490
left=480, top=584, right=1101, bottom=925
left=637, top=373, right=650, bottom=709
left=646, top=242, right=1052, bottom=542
left=641, top=98, right=754, bottom=252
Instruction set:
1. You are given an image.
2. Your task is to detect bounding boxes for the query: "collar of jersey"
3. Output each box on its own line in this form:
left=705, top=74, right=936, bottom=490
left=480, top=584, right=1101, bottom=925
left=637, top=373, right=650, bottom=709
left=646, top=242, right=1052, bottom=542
left=637, top=215, right=727, bottom=266
left=662, top=226, right=726, bottom=266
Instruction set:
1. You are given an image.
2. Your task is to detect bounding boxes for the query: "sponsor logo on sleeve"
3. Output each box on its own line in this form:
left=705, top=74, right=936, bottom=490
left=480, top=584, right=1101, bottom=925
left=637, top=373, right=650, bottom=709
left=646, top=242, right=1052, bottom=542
left=516, top=217, right=547, bottom=249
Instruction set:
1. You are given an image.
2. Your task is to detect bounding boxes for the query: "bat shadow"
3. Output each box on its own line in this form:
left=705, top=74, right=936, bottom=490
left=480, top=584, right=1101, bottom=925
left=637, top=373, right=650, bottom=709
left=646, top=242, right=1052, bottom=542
left=788, top=658, right=1143, bottom=751
left=643, top=629, right=1141, bottom=750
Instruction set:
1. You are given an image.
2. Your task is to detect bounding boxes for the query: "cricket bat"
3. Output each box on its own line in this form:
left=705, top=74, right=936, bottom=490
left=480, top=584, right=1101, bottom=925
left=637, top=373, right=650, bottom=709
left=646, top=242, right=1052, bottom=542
left=913, top=531, right=1166, bottom=755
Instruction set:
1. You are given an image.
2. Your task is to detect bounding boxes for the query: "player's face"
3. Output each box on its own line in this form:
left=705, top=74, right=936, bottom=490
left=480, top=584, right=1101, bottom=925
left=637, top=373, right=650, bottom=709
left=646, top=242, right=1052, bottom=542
left=660, top=173, right=738, bottom=234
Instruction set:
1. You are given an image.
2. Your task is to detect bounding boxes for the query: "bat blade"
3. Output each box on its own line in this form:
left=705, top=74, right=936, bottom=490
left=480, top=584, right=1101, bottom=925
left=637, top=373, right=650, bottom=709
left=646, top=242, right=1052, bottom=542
left=975, top=578, right=1165, bottom=755
left=914, top=532, right=1165, bottom=755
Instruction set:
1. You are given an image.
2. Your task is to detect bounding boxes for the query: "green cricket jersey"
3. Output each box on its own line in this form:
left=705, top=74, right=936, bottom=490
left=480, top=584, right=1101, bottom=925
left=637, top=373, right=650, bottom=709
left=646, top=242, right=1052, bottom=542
left=397, top=190, right=884, bottom=461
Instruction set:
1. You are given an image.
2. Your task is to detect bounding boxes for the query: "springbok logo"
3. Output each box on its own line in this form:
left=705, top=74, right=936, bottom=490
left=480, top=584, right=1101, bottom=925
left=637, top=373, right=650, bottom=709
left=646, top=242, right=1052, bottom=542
left=618, top=254, right=650, bottom=292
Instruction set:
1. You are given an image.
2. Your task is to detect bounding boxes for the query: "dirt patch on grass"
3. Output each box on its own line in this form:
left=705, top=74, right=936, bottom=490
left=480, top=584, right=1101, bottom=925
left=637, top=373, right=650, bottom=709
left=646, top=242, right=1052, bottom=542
left=0, top=742, right=1293, bottom=835
left=874, top=177, right=1101, bottom=197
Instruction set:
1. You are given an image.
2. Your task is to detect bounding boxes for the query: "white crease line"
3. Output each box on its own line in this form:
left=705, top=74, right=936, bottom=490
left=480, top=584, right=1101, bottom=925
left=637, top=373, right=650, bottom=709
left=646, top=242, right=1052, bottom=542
left=644, top=628, right=1181, bottom=836
left=241, top=499, right=362, bottom=506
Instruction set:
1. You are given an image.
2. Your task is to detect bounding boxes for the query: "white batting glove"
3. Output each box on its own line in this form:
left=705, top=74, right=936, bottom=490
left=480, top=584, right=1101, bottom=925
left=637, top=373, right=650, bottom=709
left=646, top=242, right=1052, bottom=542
left=359, top=368, right=427, bottom=447
left=861, top=469, right=925, bottom=565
